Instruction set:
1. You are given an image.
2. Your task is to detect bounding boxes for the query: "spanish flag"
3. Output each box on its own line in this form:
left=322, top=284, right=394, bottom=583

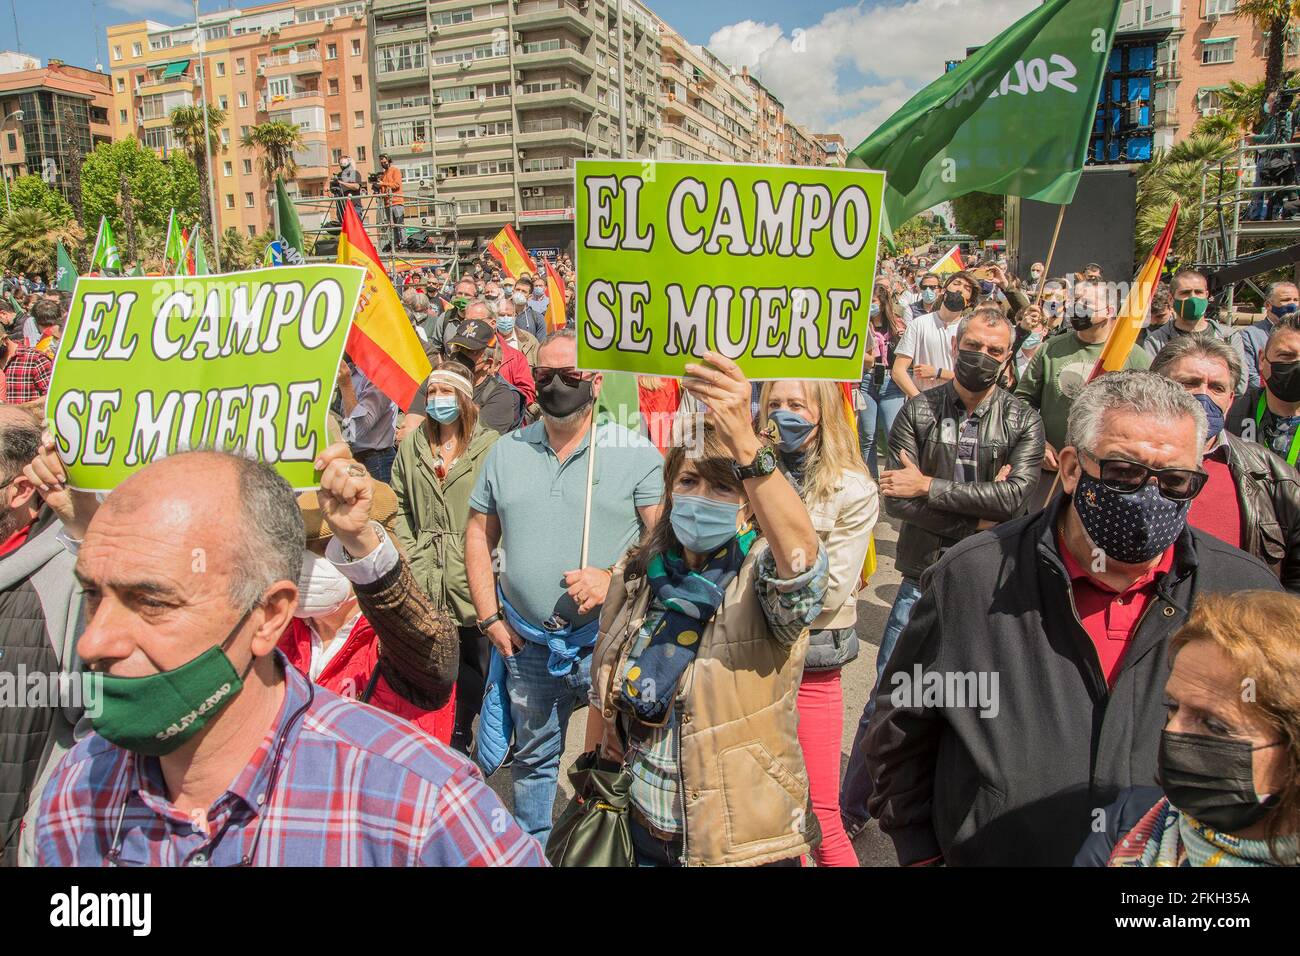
left=338, top=201, right=431, bottom=410
left=930, top=244, right=965, bottom=276
left=487, top=224, right=537, bottom=280
left=1087, top=202, right=1178, bottom=382
left=543, top=260, right=567, bottom=333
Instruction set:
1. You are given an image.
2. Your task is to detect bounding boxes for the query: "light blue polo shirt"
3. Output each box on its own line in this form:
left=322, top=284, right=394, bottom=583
left=469, top=420, right=664, bottom=628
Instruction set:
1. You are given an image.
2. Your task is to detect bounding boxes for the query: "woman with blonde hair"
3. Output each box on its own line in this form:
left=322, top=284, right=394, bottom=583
left=1076, top=590, right=1300, bottom=867
left=757, top=378, right=879, bottom=866
left=390, top=356, right=501, bottom=753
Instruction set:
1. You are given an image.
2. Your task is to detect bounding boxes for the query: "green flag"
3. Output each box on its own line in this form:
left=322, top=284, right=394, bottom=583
left=130, top=262, right=145, bottom=277
left=848, top=0, right=1121, bottom=236
left=55, top=241, right=77, bottom=291
left=275, top=176, right=306, bottom=265
left=163, top=210, right=185, bottom=274
left=595, top=371, right=642, bottom=433
left=195, top=232, right=210, bottom=275
left=90, top=217, right=122, bottom=274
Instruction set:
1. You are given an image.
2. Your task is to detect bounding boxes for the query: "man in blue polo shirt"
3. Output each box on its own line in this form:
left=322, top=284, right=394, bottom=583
left=465, top=329, right=664, bottom=842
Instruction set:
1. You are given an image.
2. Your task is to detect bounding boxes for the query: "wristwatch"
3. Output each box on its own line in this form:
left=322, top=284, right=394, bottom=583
left=476, top=611, right=504, bottom=634
left=734, top=444, right=778, bottom=481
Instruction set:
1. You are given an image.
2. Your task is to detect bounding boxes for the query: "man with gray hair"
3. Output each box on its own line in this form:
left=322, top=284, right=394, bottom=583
left=1234, top=280, right=1299, bottom=390
left=33, top=447, right=543, bottom=866
left=1152, top=333, right=1300, bottom=591
left=865, top=370, right=1282, bottom=866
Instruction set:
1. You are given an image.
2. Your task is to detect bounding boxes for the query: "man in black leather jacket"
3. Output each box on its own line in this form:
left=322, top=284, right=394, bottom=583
left=1151, top=334, right=1300, bottom=592
left=840, top=306, right=1044, bottom=836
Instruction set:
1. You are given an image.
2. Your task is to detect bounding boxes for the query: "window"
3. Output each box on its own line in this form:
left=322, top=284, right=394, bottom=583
left=240, top=125, right=250, bottom=138
left=353, top=75, right=363, bottom=92
left=6, top=132, right=15, bottom=150
left=356, top=145, right=366, bottom=162
left=225, top=193, right=235, bottom=209
left=245, top=191, right=255, bottom=208
left=327, top=43, right=338, bottom=60
left=351, top=39, right=361, bottom=56
left=330, top=112, right=341, bottom=130
left=112, top=45, right=122, bottom=61
left=116, top=77, right=125, bottom=92
left=243, top=159, right=252, bottom=174
left=1201, top=37, right=1236, bottom=65
left=219, top=95, right=229, bottom=110
left=216, top=61, right=226, bottom=77
left=238, top=92, right=248, bottom=108
left=236, top=57, right=246, bottom=74
left=132, top=42, right=142, bottom=57
left=375, top=42, right=423, bottom=73
left=331, top=147, right=343, bottom=163
left=354, top=110, right=364, bottom=127
left=247, top=224, right=256, bottom=237
left=118, top=109, right=127, bottom=125
left=1205, top=0, right=1238, bottom=14
left=223, top=160, right=232, bottom=176
left=220, top=128, right=230, bottom=145
left=328, top=78, right=340, bottom=95
left=1197, top=87, right=1226, bottom=115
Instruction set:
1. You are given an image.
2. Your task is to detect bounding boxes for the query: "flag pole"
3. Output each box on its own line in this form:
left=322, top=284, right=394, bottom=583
left=579, top=408, right=599, bottom=569
left=1034, top=203, right=1067, bottom=306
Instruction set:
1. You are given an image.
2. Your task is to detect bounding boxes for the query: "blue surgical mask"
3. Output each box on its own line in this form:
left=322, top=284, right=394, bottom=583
left=1021, top=331, right=1043, bottom=351
left=1193, top=392, right=1225, bottom=441
left=921, top=288, right=938, bottom=304
left=1270, top=302, right=1299, bottom=320
left=428, top=395, right=461, bottom=424
left=670, top=494, right=741, bottom=554
left=769, top=409, right=818, bottom=453
left=870, top=302, right=881, bottom=317
left=496, top=314, right=516, bottom=334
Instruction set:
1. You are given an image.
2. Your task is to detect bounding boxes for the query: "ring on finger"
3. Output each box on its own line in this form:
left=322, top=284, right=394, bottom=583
left=346, top=463, right=367, bottom=478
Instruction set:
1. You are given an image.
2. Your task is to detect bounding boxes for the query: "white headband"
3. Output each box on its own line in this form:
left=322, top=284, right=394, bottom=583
left=427, top=370, right=473, bottom=400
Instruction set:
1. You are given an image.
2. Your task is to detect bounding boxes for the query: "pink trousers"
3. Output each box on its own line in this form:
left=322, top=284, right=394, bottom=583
left=797, top=668, right=859, bottom=867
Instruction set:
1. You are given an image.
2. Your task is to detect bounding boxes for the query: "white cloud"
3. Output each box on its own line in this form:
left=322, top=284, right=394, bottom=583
left=707, top=0, right=1039, bottom=145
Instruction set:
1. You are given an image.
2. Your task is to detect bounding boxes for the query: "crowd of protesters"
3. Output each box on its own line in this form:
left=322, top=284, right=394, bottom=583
left=0, top=243, right=1297, bottom=869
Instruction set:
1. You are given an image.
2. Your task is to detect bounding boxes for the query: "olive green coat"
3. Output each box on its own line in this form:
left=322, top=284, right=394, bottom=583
left=390, top=421, right=499, bottom=626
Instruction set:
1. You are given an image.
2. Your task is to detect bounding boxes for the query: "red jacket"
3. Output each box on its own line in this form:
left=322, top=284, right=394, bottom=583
left=498, top=340, right=536, bottom=405
left=279, top=616, right=455, bottom=743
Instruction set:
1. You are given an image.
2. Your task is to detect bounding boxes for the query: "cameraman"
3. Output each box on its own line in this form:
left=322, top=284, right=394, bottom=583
left=1249, top=89, right=1298, bottom=221
left=330, top=155, right=363, bottom=224
left=377, top=153, right=404, bottom=252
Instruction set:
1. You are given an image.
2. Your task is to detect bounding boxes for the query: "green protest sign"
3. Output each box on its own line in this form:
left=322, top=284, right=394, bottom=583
left=46, top=265, right=365, bottom=491
left=575, top=159, right=885, bottom=381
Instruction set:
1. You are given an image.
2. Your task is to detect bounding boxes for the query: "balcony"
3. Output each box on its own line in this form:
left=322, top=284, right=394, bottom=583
left=372, top=18, right=427, bottom=42
left=375, top=59, right=429, bottom=87
left=377, top=97, right=432, bottom=119
left=518, top=158, right=578, bottom=185
left=514, top=82, right=597, bottom=114
left=517, top=117, right=589, bottom=149
left=137, top=74, right=193, bottom=93
left=513, top=1, right=596, bottom=37
left=513, top=39, right=594, bottom=74
left=262, top=50, right=322, bottom=77
left=260, top=89, right=324, bottom=111
left=382, top=139, right=434, bottom=158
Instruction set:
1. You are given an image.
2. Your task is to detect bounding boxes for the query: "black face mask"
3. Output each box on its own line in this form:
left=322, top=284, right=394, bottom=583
left=1266, top=359, right=1300, bottom=403
left=942, top=289, right=968, bottom=313
left=1157, top=729, right=1281, bottom=833
left=953, top=348, right=1005, bottom=392
left=537, top=376, right=594, bottom=419
left=1069, top=301, right=1098, bottom=332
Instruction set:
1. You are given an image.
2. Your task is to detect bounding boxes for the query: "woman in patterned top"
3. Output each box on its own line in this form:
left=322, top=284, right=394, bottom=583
left=585, top=351, right=829, bottom=867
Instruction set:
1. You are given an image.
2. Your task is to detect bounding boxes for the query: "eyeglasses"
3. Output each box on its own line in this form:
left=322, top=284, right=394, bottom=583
left=532, top=366, right=590, bottom=387
left=1079, top=449, right=1208, bottom=502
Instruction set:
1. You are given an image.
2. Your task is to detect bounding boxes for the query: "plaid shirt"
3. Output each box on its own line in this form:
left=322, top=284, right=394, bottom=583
left=36, top=655, right=546, bottom=867
left=1, top=343, right=53, bottom=404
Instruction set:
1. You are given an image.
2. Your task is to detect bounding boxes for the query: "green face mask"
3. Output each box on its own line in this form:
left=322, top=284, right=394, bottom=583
left=91, top=610, right=255, bottom=757
left=1173, top=295, right=1209, bottom=323
left=451, top=295, right=471, bottom=313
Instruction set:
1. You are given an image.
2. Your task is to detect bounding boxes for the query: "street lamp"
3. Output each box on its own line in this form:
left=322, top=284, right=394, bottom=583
left=2, top=109, right=24, bottom=213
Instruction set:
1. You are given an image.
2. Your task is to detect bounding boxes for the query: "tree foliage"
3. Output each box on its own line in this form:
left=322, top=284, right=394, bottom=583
left=1135, top=131, right=1237, bottom=265
left=240, top=121, right=305, bottom=183
left=6, top=175, right=73, bottom=222
left=893, top=214, right=946, bottom=251
left=951, top=192, right=1005, bottom=240
left=81, top=139, right=201, bottom=242
left=0, top=207, right=85, bottom=275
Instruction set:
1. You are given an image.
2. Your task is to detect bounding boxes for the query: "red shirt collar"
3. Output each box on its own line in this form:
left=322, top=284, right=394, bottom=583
left=1057, top=530, right=1175, bottom=595
left=0, top=520, right=34, bottom=558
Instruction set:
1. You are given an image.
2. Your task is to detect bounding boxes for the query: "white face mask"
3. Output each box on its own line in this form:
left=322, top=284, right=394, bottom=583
left=294, top=552, right=353, bottom=619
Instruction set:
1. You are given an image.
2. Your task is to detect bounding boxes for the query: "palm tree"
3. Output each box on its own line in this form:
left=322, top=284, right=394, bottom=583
left=1136, top=132, right=1238, bottom=263
left=239, top=120, right=304, bottom=184
left=0, top=207, right=85, bottom=275
left=1238, top=1, right=1296, bottom=104
left=171, top=103, right=227, bottom=242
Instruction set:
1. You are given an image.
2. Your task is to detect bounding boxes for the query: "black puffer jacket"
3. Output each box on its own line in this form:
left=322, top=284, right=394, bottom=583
left=886, top=382, right=1045, bottom=580
left=1217, top=432, right=1300, bottom=592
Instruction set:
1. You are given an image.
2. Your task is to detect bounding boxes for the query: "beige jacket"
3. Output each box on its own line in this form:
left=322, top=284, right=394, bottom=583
left=590, top=546, right=819, bottom=866
left=808, top=470, right=878, bottom=631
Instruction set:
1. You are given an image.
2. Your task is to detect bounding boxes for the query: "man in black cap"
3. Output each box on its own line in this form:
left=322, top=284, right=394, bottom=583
left=446, top=314, right=528, bottom=434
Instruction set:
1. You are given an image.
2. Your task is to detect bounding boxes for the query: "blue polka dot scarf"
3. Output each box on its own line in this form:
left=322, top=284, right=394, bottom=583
left=619, top=527, right=757, bottom=724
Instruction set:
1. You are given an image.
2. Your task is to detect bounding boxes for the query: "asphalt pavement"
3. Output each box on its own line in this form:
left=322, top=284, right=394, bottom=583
left=485, top=513, right=906, bottom=867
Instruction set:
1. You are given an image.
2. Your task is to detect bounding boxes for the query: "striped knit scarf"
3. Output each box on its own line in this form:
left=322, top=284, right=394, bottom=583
left=1108, top=797, right=1292, bottom=867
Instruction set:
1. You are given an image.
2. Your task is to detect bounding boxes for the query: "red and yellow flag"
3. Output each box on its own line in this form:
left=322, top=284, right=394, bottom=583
left=487, top=224, right=537, bottom=280
left=543, top=260, right=567, bottom=333
left=930, top=244, right=966, bottom=276
left=338, top=201, right=431, bottom=410
left=1088, top=202, right=1179, bottom=382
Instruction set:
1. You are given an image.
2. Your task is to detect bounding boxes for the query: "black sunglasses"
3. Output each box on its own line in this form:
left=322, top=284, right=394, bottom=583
left=532, top=366, right=590, bottom=387
left=1080, top=449, right=1207, bottom=502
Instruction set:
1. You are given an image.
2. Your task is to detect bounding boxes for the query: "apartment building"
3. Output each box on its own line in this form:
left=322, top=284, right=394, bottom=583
left=0, top=57, right=113, bottom=200
left=815, top=132, right=847, bottom=167
left=1119, top=0, right=1300, bottom=151
left=655, top=20, right=757, bottom=165
left=368, top=0, right=661, bottom=250
left=107, top=1, right=376, bottom=237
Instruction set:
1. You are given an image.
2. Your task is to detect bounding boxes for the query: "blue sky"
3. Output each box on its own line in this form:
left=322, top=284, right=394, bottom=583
left=9, top=0, right=1039, bottom=144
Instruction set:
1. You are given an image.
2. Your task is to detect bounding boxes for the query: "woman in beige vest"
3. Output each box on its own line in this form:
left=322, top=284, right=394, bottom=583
left=586, top=351, right=829, bottom=866
left=757, top=381, right=879, bottom=866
